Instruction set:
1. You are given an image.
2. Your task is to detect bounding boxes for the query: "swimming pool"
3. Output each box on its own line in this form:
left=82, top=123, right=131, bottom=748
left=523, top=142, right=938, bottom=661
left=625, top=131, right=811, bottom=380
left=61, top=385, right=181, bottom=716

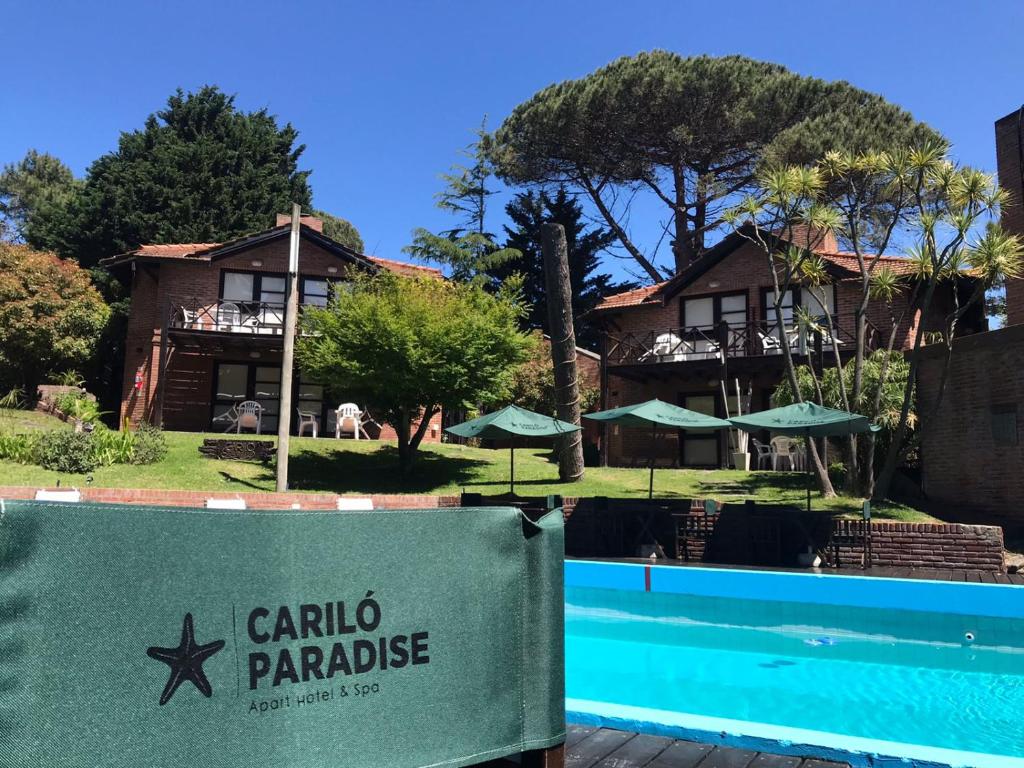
left=565, top=561, right=1024, bottom=768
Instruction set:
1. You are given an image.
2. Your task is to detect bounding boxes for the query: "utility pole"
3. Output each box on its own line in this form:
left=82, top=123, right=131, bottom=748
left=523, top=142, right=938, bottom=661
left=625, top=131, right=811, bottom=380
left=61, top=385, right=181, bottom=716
left=276, top=204, right=301, bottom=492
left=541, top=223, right=584, bottom=483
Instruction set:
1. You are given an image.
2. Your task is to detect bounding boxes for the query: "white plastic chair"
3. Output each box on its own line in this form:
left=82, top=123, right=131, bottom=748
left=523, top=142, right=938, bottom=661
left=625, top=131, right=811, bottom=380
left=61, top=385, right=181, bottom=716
left=296, top=408, right=319, bottom=438
left=171, top=305, right=197, bottom=329
left=770, top=436, right=795, bottom=471
left=758, top=330, right=783, bottom=355
left=216, top=301, right=242, bottom=332
left=750, top=439, right=773, bottom=470
left=335, top=403, right=363, bottom=440
left=235, top=401, right=262, bottom=434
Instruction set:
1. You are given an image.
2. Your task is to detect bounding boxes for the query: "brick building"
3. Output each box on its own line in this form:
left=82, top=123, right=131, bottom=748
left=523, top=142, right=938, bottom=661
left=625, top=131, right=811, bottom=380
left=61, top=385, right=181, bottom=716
left=592, top=227, right=983, bottom=468
left=915, top=108, right=1024, bottom=520
left=996, top=108, right=1024, bottom=326
left=101, top=215, right=443, bottom=441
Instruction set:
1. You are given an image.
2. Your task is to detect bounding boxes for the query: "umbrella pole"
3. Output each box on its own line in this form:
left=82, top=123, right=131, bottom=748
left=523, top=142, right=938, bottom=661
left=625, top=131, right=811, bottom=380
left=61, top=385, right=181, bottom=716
left=649, top=421, right=656, bottom=500
left=510, top=441, right=515, bottom=496
left=806, top=428, right=812, bottom=514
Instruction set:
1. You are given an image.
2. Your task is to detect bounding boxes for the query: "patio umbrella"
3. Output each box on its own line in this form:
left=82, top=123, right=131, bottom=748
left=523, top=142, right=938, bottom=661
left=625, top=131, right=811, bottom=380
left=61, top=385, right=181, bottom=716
left=445, top=404, right=581, bottom=494
left=584, top=399, right=730, bottom=499
left=728, top=402, right=880, bottom=513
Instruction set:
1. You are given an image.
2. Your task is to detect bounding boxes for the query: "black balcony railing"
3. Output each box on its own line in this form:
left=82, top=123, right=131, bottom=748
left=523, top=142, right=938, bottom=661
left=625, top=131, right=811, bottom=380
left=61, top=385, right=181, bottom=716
left=605, top=317, right=872, bottom=367
left=168, top=299, right=287, bottom=335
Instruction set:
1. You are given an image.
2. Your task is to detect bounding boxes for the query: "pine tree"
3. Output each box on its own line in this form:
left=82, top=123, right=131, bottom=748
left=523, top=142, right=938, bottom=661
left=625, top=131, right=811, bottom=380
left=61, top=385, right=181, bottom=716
left=496, top=52, right=939, bottom=278
left=490, top=187, right=637, bottom=349
left=404, top=119, right=518, bottom=283
left=36, top=86, right=313, bottom=267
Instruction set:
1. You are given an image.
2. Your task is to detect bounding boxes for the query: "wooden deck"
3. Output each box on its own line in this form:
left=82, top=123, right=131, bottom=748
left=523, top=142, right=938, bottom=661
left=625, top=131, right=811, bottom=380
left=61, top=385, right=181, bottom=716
left=592, top=557, right=1024, bottom=584
left=562, top=726, right=848, bottom=768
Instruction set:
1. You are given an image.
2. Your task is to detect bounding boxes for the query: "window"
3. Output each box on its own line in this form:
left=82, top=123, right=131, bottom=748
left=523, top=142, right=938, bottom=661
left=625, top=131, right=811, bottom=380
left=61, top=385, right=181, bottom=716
left=253, top=366, right=280, bottom=432
left=680, top=394, right=720, bottom=467
left=302, top=278, right=331, bottom=307
left=222, top=273, right=254, bottom=303
left=682, top=293, right=747, bottom=328
left=720, top=294, right=747, bottom=327
left=992, top=404, right=1018, bottom=446
left=212, top=364, right=249, bottom=428
left=803, top=285, right=836, bottom=320
left=260, top=276, right=286, bottom=307
left=763, top=288, right=796, bottom=326
left=683, top=297, right=714, bottom=328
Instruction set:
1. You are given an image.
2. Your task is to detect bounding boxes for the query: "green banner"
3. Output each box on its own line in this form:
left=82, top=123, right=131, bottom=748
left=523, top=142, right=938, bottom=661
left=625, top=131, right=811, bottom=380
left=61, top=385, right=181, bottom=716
left=0, top=501, right=565, bottom=767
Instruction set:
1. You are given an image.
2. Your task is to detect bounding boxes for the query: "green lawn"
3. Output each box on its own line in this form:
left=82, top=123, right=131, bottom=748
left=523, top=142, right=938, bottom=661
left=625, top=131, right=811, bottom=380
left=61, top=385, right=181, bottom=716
left=0, top=408, right=71, bottom=432
left=0, top=408, right=932, bottom=521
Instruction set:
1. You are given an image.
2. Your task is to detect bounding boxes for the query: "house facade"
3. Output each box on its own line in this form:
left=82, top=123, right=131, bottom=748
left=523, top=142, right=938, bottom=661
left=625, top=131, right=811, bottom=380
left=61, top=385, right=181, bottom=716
left=592, top=228, right=984, bottom=468
left=102, top=215, right=444, bottom=440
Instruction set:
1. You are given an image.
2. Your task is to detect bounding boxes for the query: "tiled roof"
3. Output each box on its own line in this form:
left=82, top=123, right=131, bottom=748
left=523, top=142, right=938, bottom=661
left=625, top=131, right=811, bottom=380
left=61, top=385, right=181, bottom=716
left=366, top=256, right=443, bottom=278
left=817, top=251, right=923, bottom=277
left=593, top=282, right=668, bottom=311
left=112, top=239, right=439, bottom=278
left=134, top=243, right=220, bottom=258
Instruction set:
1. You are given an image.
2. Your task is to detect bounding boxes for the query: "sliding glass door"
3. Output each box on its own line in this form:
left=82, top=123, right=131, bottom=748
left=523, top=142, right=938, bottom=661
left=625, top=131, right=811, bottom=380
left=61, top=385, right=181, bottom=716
left=211, top=363, right=280, bottom=433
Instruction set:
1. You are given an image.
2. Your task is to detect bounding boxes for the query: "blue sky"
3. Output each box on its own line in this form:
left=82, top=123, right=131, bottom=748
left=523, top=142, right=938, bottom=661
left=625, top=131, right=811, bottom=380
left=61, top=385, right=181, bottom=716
left=3, top=0, right=1022, bottom=282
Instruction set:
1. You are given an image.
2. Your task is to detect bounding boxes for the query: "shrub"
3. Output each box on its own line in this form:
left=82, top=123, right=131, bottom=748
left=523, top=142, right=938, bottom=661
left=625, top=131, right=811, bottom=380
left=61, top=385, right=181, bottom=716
left=131, top=423, right=167, bottom=465
left=828, top=461, right=847, bottom=489
left=38, top=431, right=98, bottom=473
left=0, top=432, right=40, bottom=464
left=90, top=425, right=135, bottom=466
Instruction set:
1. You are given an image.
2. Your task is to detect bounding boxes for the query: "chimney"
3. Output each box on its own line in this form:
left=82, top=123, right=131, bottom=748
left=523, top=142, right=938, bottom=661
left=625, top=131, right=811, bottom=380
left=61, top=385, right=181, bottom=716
left=996, top=108, right=1024, bottom=327
left=782, top=223, right=838, bottom=254
left=275, top=212, right=323, bottom=233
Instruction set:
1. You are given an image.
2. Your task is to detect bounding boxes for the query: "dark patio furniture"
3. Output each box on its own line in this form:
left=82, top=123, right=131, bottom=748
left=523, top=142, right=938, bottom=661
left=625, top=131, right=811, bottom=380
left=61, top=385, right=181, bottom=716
left=828, top=507, right=873, bottom=569
left=674, top=508, right=719, bottom=562
left=747, top=514, right=783, bottom=565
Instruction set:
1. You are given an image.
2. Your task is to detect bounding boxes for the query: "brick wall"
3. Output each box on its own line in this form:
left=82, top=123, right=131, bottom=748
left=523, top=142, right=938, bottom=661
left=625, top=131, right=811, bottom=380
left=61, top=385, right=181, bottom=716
left=835, top=521, right=1004, bottom=571
left=917, top=323, right=1024, bottom=520
left=996, top=110, right=1024, bottom=326
left=0, top=485, right=460, bottom=511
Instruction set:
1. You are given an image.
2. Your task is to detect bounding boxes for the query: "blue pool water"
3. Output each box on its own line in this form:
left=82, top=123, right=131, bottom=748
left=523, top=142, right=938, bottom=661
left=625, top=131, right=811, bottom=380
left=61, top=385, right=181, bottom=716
left=565, top=565, right=1024, bottom=767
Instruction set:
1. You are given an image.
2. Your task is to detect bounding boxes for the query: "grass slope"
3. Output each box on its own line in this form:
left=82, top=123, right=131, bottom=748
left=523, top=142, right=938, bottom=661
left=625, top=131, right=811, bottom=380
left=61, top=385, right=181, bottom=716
left=0, top=409, right=931, bottom=521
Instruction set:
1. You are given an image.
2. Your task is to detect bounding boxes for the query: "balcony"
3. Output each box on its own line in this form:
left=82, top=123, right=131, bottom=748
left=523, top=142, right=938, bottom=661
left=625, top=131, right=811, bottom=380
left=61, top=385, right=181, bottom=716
left=168, top=299, right=288, bottom=336
left=605, top=317, right=869, bottom=368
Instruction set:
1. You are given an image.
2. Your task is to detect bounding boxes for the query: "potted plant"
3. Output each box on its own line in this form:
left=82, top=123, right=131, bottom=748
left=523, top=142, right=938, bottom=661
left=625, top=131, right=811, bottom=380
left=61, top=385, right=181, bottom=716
left=731, top=436, right=750, bottom=471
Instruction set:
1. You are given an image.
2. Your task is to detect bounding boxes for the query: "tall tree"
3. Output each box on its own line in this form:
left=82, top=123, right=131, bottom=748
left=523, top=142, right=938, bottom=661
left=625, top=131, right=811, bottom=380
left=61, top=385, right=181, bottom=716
left=35, top=86, right=312, bottom=267
left=0, top=150, right=79, bottom=244
left=491, top=187, right=636, bottom=349
left=404, top=119, right=519, bottom=283
left=495, top=51, right=939, bottom=278
left=312, top=208, right=364, bottom=252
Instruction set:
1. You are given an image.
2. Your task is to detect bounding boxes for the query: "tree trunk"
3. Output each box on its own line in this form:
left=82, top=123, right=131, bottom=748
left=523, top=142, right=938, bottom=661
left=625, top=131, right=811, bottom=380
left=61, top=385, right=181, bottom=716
left=396, top=408, right=414, bottom=475
left=541, top=223, right=585, bottom=483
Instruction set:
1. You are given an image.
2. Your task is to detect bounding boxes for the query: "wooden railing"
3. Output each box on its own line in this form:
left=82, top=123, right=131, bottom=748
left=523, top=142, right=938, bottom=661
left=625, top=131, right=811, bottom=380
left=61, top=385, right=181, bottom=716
left=167, top=299, right=288, bottom=336
left=605, top=316, right=873, bottom=366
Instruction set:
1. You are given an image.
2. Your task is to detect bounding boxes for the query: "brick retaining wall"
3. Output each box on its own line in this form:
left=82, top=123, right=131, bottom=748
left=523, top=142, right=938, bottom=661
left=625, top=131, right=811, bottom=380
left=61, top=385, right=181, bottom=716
left=833, top=521, right=1004, bottom=571
left=0, top=487, right=1005, bottom=571
left=0, top=486, right=460, bottom=511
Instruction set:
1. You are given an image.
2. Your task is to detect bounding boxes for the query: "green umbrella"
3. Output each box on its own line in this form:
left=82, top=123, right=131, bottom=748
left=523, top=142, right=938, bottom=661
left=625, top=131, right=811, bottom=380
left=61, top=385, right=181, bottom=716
left=729, top=402, right=880, bottom=512
left=584, top=399, right=730, bottom=499
left=445, top=404, right=581, bottom=494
